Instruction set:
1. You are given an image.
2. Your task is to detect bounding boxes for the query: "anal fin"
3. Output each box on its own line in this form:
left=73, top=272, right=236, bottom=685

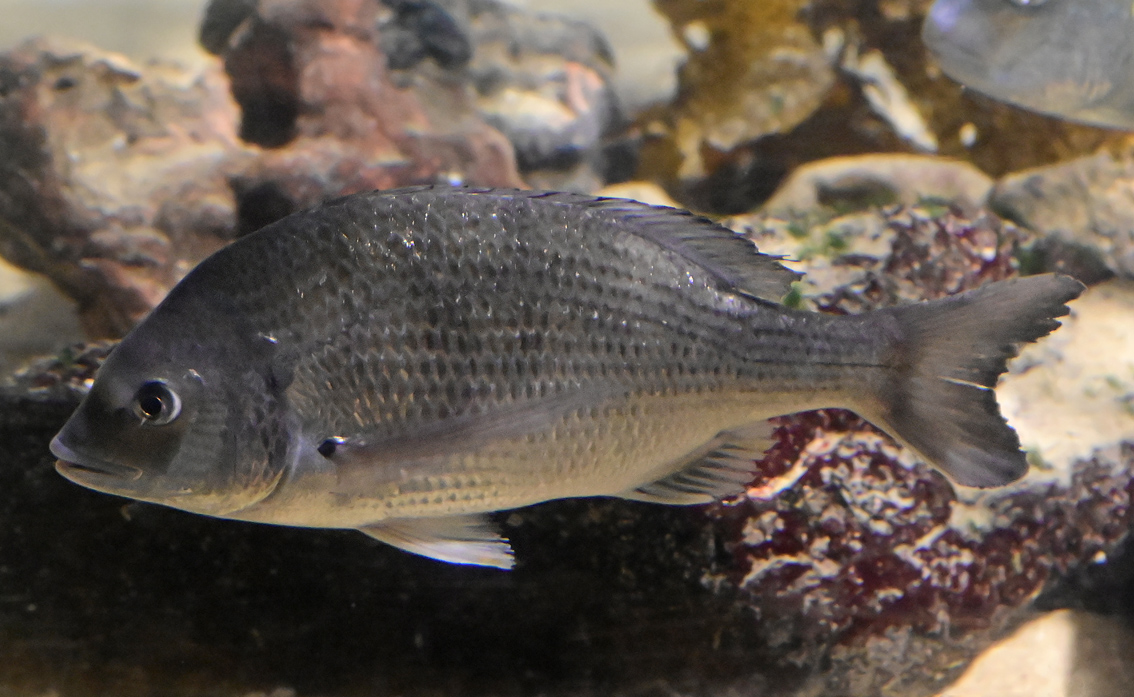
left=357, top=514, right=514, bottom=569
left=620, top=421, right=774, bottom=505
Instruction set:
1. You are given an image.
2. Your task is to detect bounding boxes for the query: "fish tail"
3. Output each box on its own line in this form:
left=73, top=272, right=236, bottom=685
left=871, top=274, right=1084, bottom=487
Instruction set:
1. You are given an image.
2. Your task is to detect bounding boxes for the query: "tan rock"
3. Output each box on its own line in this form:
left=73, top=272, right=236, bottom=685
left=993, top=147, right=1134, bottom=279
left=937, top=610, right=1134, bottom=697
left=999, top=279, right=1134, bottom=477
left=652, top=0, right=836, bottom=180
left=763, top=153, right=993, bottom=215
left=595, top=181, right=679, bottom=208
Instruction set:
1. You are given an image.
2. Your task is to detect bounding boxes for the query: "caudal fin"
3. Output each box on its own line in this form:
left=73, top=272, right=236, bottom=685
left=875, top=274, right=1084, bottom=488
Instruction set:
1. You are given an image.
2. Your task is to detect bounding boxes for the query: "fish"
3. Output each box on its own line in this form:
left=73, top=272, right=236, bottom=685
left=50, top=186, right=1084, bottom=569
left=923, top=0, right=1134, bottom=130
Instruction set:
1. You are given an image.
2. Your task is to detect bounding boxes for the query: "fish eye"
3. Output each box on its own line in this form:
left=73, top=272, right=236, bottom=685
left=132, top=381, right=182, bottom=426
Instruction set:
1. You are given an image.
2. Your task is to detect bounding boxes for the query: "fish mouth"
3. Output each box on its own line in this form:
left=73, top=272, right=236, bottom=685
left=50, top=436, right=143, bottom=484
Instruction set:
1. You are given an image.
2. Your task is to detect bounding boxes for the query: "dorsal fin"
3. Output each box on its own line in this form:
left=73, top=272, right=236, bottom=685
left=580, top=194, right=800, bottom=303
left=366, top=186, right=801, bottom=303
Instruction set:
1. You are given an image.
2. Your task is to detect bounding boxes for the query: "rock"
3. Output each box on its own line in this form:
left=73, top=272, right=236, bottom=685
left=763, top=154, right=993, bottom=215
left=206, top=0, right=620, bottom=191
left=0, top=259, right=83, bottom=376
left=707, top=421, right=1133, bottom=696
left=710, top=206, right=1134, bottom=694
left=991, top=148, right=1134, bottom=281
left=933, top=610, right=1134, bottom=697
left=212, top=0, right=524, bottom=178
left=379, top=0, right=473, bottom=71
left=841, top=45, right=938, bottom=154
left=0, top=37, right=250, bottom=339
left=205, top=0, right=625, bottom=190
left=713, top=365, right=1134, bottom=695
left=463, top=0, right=623, bottom=192
left=998, top=279, right=1134, bottom=476
left=636, top=0, right=1133, bottom=216
left=595, top=180, right=679, bottom=208
left=729, top=203, right=1030, bottom=312
left=199, top=0, right=257, bottom=56
left=225, top=119, right=519, bottom=232
left=0, top=3, right=527, bottom=339
left=525, top=0, right=682, bottom=113
left=651, top=0, right=836, bottom=182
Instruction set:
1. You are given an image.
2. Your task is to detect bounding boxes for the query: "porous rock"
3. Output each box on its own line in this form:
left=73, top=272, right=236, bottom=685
left=729, top=202, right=1031, bottom=312
left=204, top=0, right=622, bottom=193
left=713, top=204, right=1134, bottom=694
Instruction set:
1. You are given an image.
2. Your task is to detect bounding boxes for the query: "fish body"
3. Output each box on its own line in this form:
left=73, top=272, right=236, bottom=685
left=51, top=186, right=1083, bottom=568
left=923, top=0, right=1134, bottom=129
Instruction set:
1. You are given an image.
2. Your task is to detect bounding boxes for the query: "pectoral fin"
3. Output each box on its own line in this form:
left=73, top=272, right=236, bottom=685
left=620, top=421, right=774, bottom=505
left=324, top=383, right=627, bottom=478
left=357, top=514, right=514, bottom=569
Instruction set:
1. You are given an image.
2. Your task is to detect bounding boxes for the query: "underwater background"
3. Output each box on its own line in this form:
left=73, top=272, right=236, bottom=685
left=2, top=1, right=1134, bottom=695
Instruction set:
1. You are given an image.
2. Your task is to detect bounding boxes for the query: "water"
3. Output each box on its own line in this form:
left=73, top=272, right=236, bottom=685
left=1, top=1, right=1133, bottom=696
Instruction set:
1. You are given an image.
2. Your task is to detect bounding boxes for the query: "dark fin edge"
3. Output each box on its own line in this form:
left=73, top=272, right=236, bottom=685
left=875, top=274, right=1084, bottom=488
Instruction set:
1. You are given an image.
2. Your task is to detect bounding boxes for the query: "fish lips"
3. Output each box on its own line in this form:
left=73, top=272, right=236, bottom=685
left=51, top=436, right=143, bottom=487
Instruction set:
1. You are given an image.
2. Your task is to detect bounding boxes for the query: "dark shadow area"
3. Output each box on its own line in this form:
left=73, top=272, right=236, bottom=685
left=0, top=388, right=807, bottom=697
left=233, top=180, right=300, bottom=236
left=225, top=23, right=299, bottom=148
left=1036, top=519, right=1134, bottom=696
left=672, top=79, right=911, bottom=216
left=1066, top=612, right=1134, bottom=697
left=1037, top=532, right=1134, bottom=621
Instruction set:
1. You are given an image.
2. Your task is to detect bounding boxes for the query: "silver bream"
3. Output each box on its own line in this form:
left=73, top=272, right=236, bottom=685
left=924, top=0, right=1134, bottom=130
left=51, top=187, right=1084, bottom=568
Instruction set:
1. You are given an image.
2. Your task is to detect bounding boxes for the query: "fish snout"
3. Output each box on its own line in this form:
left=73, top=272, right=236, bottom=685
left=51, top=435, right=143, bottom=484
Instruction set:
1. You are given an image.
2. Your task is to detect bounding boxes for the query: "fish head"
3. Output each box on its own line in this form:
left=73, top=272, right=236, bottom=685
left=51, top=306, right=292, bottom=517
left=923, top=0, right=1131, bottom=119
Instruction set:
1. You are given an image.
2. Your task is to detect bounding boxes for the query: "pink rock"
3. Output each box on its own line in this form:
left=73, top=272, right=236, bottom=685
left=0, top=0, right=524, bottom=338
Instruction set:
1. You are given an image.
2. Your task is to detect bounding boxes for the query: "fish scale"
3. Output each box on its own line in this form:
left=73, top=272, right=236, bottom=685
left=51, top=186, right=1084, bottom=568
left=272, top=194, right=777, bottom=436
